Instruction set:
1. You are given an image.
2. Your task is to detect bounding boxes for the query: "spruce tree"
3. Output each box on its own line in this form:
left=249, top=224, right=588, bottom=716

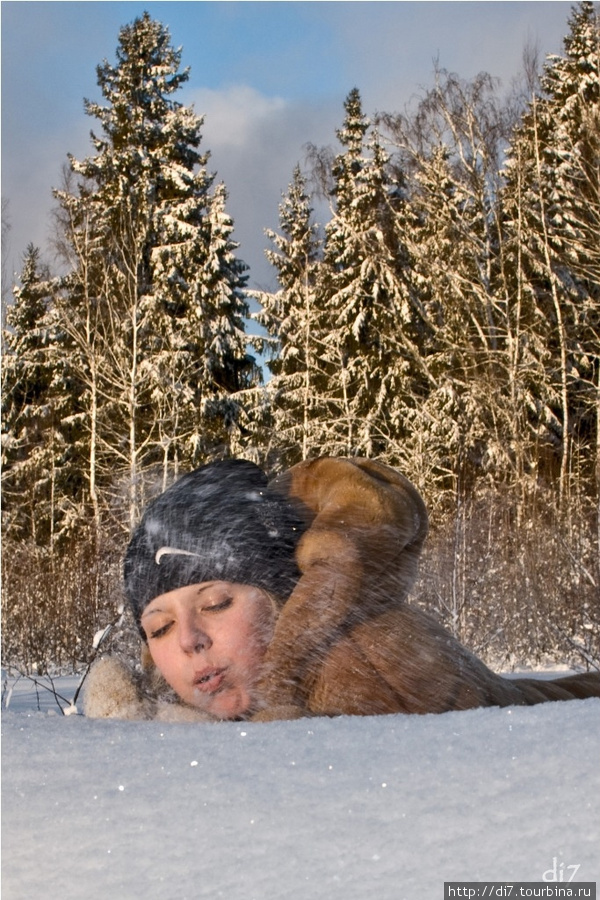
left=381, top=69, right=538, bottom=497
left=318, top=89, right=419, bottom=460
left=502, top=1, right=600, bottom=501
left=53, top=12, right=255, bottom=524
left=1, top=247, right=65, bottom=542
left=251, top=166, right=327, bottom=466
left=157, top=180, right=255, bottom=470
left=540, top=0, right=599, bottom=492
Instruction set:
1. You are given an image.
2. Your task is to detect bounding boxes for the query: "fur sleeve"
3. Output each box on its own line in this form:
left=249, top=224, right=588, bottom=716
left=254, top=457, right=428, bottom=720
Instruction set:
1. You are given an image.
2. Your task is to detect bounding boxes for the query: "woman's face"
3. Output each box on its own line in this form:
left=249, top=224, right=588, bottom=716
left=141, top=581, right=276, bottom=719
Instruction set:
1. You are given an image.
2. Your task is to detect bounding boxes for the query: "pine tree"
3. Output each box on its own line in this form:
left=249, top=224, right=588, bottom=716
left=53, top=12, right=255, bottom=525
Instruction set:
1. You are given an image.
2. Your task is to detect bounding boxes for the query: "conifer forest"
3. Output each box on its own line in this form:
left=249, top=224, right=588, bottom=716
left=2, top=5, right=599, bottom=673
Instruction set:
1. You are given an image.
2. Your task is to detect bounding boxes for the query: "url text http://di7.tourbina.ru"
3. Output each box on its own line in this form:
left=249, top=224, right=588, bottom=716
left=443, top=884, right=596, bottom=899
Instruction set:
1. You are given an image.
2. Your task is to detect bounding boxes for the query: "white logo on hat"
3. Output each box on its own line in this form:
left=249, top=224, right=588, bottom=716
left=155, top=547, right=203, bottom=565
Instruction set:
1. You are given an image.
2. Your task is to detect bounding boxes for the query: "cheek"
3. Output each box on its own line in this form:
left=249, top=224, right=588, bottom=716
left=242, top=602, right=273, bottom=643
left=249, top=596, right=277, bottom=646
left=147, top=640, right=178, bottom=681
left=253, top=616, right=275, bottom=653
left=232, top=614, right=274, bottom=670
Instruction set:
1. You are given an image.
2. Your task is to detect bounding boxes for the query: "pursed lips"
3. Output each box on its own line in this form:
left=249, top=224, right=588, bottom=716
left=193, top=668, right=226, bottom=694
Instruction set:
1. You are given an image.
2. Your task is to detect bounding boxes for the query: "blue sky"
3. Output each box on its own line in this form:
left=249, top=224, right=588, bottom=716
left=2, top=1, right=574, bottom=293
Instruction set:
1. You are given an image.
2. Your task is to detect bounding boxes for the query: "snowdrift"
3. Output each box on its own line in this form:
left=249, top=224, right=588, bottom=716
left=2, top=676, right=599, bottom=900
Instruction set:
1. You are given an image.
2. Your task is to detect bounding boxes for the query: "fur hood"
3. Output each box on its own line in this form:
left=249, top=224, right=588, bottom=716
left=83, top=655, right=215, bottom=723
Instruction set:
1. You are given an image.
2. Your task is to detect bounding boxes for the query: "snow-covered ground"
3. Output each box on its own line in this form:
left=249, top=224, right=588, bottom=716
left=2, top=672, right=599, bottom=900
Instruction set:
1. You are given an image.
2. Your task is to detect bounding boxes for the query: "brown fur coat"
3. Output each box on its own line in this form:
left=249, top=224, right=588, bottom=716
left=253, top=457, right=600, bottom=719
left=84, top=457, right=600, bottom=722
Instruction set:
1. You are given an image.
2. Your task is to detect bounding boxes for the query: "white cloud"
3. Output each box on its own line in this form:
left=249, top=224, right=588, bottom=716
left=186, top=85, right=287, bottom=149
left=181, top=84, right=338, bottom=290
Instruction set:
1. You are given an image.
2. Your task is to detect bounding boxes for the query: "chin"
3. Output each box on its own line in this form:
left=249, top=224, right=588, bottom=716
left=197, top=689, right=252, bottom=721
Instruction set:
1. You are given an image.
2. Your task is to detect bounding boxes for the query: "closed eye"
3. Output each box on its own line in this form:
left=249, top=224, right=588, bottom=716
left=203, top=597, right=233, bottom=613
left=149, top=622, right=174, bottom=639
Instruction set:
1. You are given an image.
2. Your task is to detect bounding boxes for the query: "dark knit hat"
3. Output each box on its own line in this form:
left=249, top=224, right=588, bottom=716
left=123, top=459, right=305, bottom=634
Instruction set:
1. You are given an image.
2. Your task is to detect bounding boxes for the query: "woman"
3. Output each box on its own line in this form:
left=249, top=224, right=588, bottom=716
left=84, top=457, right=600, bottom=721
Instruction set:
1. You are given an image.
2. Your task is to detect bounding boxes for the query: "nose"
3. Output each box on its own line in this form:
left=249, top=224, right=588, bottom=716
left=178, top=610, right=212, bottom=654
